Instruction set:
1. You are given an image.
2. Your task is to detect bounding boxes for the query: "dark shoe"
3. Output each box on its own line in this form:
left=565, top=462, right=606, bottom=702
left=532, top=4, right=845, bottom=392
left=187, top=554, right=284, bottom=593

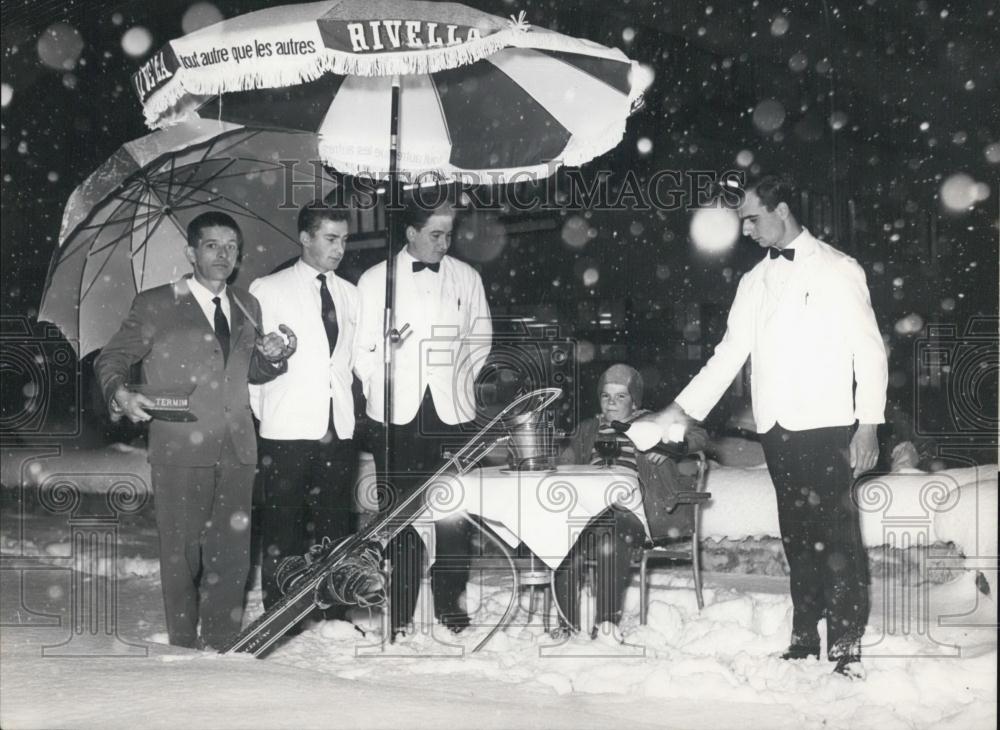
left=589, top=621, right=625, bottom=645
left=549, top=623, right=576, bottom=641
left=833, top=655, right=865, bottom=680
left=439, top=613, right=471, bottom=635
left=780, top=644, right=820, bottom=660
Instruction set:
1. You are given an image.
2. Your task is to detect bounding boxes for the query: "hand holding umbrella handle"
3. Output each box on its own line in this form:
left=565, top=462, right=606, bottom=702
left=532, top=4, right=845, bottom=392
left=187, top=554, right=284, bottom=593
left=257, top=324, right=297, bottom=362
left=387, top=322, right=410, bottom=344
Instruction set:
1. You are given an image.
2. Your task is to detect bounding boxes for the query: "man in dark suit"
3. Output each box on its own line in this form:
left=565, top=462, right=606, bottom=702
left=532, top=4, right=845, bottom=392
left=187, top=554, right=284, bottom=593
left=95, top=212, right=296, bottom=650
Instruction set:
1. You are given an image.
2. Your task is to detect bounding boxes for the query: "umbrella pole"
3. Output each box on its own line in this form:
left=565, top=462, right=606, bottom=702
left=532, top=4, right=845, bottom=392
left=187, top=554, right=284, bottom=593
left=382, top=75, right=401, bottom=496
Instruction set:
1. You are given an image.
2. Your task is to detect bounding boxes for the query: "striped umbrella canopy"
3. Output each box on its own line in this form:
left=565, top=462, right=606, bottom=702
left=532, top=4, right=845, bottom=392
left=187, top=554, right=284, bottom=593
left=39, top=120, right=338, bottom=357
left=134, top=0, right=649, bottom=183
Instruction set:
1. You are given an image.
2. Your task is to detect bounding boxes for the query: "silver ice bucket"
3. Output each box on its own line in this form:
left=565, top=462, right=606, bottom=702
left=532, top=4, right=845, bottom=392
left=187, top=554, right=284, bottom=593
left=504, top=409, right=558, bottom=472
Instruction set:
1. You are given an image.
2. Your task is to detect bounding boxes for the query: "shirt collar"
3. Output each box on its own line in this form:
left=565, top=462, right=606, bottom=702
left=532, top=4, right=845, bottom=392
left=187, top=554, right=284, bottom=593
left=400, top=247, right=446, bottom=271
left=785, top=228, right=816, bottom=255
left=187, top=275, right=226, bottom=303
left=296, top=257, right=331, bottom=282
left=767, top=228, right=816, bottom=263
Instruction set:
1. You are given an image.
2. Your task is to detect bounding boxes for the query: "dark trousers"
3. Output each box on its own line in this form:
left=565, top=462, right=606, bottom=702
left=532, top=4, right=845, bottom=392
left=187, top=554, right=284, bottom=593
left=554, top=506, right=646, bottom=629
left=258, top=422, right=356, bottom=611
left=151, top=433, right=255, bottom=649
left=370, top=390, right=474, bottom=630
left=760, top=424, right=870, bottom=658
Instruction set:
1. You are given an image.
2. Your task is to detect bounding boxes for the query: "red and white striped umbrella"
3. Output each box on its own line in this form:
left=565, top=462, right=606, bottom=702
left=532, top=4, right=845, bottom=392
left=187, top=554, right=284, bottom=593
left=134, top=0, right=650, bottom=182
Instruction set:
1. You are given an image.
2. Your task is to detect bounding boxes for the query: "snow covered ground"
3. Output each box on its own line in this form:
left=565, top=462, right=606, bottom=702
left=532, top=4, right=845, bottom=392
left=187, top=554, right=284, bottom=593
left=1, top=445, right=996, bottom=729
left=2, top=515, right=996, bottom=729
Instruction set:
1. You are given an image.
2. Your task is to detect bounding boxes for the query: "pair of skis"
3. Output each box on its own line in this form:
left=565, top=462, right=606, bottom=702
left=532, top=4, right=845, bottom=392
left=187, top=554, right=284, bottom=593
left=221, top=388, right=562, bottom=657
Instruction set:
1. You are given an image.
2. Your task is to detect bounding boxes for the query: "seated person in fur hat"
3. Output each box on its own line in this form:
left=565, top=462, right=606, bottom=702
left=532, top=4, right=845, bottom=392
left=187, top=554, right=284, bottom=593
left=555, top=364, right=708, bottom=641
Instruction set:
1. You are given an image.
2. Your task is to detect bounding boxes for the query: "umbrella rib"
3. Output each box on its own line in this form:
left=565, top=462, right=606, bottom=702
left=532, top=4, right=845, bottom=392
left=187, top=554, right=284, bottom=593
left=167, top=158, right=240, bottom=208
left=60, top=192, right=147, bottom=260
left=77, top=211, right=159, bottom=304
left=188, top=193, right=301, bottom=245
left=134, top=186, right=172, bottom=289
left=85, top=205, right=169, bottom=256
left=76, top=195, right=168, bottom=231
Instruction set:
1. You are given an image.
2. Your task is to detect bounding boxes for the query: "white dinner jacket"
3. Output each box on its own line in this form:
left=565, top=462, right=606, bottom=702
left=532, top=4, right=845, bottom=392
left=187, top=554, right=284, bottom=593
left=354, top=249, right=492, bottom=425
left=676, top=230, right=888, bottom=432
left=248, top=259, right=359, bottom=440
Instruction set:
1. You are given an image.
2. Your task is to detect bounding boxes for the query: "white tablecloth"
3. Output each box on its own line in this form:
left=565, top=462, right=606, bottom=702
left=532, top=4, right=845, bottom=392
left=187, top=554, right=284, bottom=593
left=421, top=465, right=645, bottom=570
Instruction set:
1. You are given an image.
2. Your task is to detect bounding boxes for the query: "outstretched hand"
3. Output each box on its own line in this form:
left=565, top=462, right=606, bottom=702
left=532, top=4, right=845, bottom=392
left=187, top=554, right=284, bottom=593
left=257, top=324, right=297, bottom=362
left=628, top=402, right=690, bottom=450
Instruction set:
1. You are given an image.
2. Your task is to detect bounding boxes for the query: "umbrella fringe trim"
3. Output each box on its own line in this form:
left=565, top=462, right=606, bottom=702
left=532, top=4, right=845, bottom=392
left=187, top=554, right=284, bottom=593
left=143, top=29, right=634, bottom=128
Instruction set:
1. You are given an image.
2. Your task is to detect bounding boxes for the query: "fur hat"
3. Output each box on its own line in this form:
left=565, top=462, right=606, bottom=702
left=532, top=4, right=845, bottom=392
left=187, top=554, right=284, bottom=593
left=597, top=363, right=643, bottom=408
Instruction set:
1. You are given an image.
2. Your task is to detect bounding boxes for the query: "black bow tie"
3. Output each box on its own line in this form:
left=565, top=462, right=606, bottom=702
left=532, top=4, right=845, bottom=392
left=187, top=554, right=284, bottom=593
left=769, top=247, right=795, bottom=261
left=412, top=261, right=440, bottom=273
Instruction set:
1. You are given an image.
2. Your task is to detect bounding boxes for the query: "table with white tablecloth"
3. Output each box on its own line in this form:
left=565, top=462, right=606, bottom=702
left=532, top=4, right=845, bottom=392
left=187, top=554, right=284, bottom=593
left=418, top=464, right=648, bottom=570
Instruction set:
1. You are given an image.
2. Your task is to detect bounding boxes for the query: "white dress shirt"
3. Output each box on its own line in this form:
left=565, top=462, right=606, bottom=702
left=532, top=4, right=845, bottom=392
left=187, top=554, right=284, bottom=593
left=248, top=259, right=359, bottom=440
left=186, top=276, right=230, bottom=328
left=676, top=230, right=888, bottom=432
left=354, top=248, right=492, bottom=425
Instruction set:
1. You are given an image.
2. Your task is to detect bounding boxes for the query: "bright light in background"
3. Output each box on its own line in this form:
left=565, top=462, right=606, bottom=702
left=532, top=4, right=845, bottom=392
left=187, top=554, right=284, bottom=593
left=829, top=111, right=849, bottom=130
left=636, top=137, right=653, bottom=155
left=940, top=173, right=989, bottom=212
left=0, top=84, right=12, bottom=108
left=582, top=267, right=599, bottom=287
left=690, top=206, right=740, bottom=254
left=894, top=313, right=925, bottom=336
left=561, top=215, right=594, bottom=249
left=770, top=16, right=790, bottom=36
left=182, top=2, right=224, bottom=34
left=122, top=27, right=154, bottom=58
left=752, top=99, right=785, bottom=133
left=735, top=149, right=754, bottom=167
left=985, top=143, right=1000, bottom=164
left=788, top=52, right=808, bottom=72
left=37, top=23, right=84, bottom=71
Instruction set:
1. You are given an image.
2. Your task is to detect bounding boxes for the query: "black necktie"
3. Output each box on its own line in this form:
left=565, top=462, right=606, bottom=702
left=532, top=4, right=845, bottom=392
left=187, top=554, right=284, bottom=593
left=212, top=296, right=230, bottom=363
left=412, top=261, right=440, bottom=273
left=317, top=274, right=339, bottom=355
left=769, top=247, right=795, bottom=261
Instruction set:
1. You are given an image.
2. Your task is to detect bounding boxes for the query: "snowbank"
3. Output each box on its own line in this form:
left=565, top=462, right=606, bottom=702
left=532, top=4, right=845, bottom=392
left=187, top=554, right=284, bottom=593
left=4, top=444, right=996, bottom=558
left=700, top=464, right=998, bottom=557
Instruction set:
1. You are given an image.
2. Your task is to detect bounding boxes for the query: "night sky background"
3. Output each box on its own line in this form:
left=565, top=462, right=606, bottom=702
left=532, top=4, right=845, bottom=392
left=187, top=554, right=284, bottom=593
left=1, top=0, right=997, bottom=460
